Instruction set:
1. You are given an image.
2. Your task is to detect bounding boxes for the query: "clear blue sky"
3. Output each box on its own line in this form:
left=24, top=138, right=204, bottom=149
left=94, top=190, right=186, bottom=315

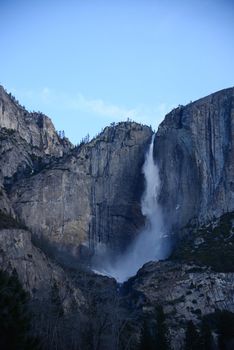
left=1, top=0, right=233, bottom=144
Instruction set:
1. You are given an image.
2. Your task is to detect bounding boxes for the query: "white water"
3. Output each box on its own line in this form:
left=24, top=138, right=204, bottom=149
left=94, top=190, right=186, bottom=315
left=93, top=134, right=168, bottom=282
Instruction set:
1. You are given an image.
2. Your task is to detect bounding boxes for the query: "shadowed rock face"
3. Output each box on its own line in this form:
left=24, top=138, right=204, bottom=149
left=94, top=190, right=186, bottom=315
left=0, top=228, right=83, bottom=306
left=1, top=86, right=234, bottom=256
left=126, top=259, right=234, bottom=350
left=9, top=123, right=152, bottom=254
left=155, top=87, right=234, bottom=231
left=1, top=85, right=234, bottom=349
left=0, top=85, right=152, bottom=256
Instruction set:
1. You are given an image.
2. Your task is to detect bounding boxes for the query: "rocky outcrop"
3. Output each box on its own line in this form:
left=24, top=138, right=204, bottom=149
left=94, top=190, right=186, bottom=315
left=0, top=86, right=72, bottom=190
left=0, top=86, right=74, bottom=248
left=155, top=87, right=234, bottom=231
left=9, top=123, right=152, bottom=254
left=0, top=86, right=71, bottom=157
left=123, top=212, right=234, bottom=349
left=0, top=227, right=83, bottom=308
left=127, top=260, right=234, bottom=349
left=0, top=187, right=14, bottom=216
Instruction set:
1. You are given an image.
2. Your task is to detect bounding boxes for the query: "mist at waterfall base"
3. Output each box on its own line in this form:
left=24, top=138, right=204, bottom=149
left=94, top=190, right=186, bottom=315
left=92, top=135, right=170, bottom=283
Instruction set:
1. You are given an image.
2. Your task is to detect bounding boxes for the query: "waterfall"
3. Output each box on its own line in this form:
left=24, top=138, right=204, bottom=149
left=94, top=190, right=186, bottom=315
left=93, top=134, right=168, bottom=282
left=141, top=134, right=161, bottom=223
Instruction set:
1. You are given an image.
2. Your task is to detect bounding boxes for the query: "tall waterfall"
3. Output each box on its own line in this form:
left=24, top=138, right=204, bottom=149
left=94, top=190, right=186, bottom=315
left=93, top=134, right=168, bottom=282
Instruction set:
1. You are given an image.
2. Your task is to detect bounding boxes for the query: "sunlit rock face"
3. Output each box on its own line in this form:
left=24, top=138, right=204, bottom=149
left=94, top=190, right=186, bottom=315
left=0, top=86, right=71, bottom=157
left=155, top=87, right=234, bottom=231
left=0, top=86, right=72, bottom=189
left=9, top=122, right=152, bottom=254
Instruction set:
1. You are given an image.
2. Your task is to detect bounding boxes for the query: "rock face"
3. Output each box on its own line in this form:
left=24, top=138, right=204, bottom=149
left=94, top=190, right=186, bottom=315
left=0, top=86, right=152, bottom=254
left=0, top=86, right=72, bottom=197
left=125, top=212, right=234, bottom=349
left=1, top=85, right=234, bottom=349
left=0, top=86, right=71, bottom=158
left=0, top=227, right=83, bottom=311
left=155, top=87, right=234, bottom=231
left=10, top=123, right=152, bottom=254
left=127, top=260, right=234, bottom=349
left=2, top=85, right=233, bottom=254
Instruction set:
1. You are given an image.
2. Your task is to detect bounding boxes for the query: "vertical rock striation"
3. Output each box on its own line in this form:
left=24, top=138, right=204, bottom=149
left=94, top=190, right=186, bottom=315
left=1, top=84, right=233, bottom=258
left=9, top=122, right=152, bottom=254
left=155, top=87, right=234, bottom=231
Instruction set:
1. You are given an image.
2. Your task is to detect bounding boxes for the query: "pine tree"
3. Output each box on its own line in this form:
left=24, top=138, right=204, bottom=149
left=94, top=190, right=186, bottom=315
left=184, top=321, right=201, bottom=350
left=139, top=320, right=153, bottom=350
left=0, top=269, right=40, bottom=350
left=217, top=310, right=234, bottom=350
left=155, top=305, right=170, bottom=350
left=51, top=282, right=64, bottom=318
left=200, top=320, right=212, bottom=350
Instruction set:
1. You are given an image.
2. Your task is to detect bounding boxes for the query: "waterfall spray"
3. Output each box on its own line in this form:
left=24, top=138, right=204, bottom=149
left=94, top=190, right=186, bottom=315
left=93, top=134, right=168, bottom=282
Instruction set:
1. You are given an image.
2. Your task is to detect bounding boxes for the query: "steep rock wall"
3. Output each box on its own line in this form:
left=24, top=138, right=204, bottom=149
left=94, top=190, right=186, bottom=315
left=0, top=86, right=71, bottom=158
left=155, top=87, right=234, bottom=231
left=127, top=260, right=234, bottom=349
left=0, top=86, right=72, bottom=209
left=10, top=122, right=152, bottom=254
left=2, top=85, right=234, bottom=256
left=0, top=227, right=84, bottom=313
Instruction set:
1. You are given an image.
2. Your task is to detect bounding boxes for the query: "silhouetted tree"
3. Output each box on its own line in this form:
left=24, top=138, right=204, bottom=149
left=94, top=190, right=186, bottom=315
left=217, top=311, right=234, bottom=350
left=139, top=320, right=153, bottom=350
left=84, top=133, right=90, bottom=143
left=138, top=306, right=170, bottom=350
left=155, top=305, right=170, bottom=350
left=184, top=321, right=200, bottom=350
left=200, top=320, right=212, bottom=350
left=0, top=269, right=40, bottom=350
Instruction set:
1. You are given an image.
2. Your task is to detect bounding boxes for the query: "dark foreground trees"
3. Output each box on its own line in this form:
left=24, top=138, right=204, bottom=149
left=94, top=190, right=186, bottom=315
left=2, top=266, right=234, bottom=350
left=184, top=312, right=234, bottom=350
left=216, top=310, right=234, bottom=350
left=184, top=319, right=213, bottom=350
left=138, top=305, right=170, bottom=350
left=0, top=269, right=39, bottom=350
left=184, top=321, right=201, bottom=350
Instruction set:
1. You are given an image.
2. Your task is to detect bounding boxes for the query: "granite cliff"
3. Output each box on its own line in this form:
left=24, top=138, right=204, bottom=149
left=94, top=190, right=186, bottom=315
left=0, top=85, right=72, bottom=216
left=0, top=85, right=234, bottom=349
left=1, top=86, right=233, bottom=255
left=9, top=122, right=152, bottom=255
left=155, top=87, right=234, bottom=232
left=124, top=211, right=234, bottom=349
left=0, top=85, right=71, bottom=160
left=0, top=86, right=152, bottom=256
